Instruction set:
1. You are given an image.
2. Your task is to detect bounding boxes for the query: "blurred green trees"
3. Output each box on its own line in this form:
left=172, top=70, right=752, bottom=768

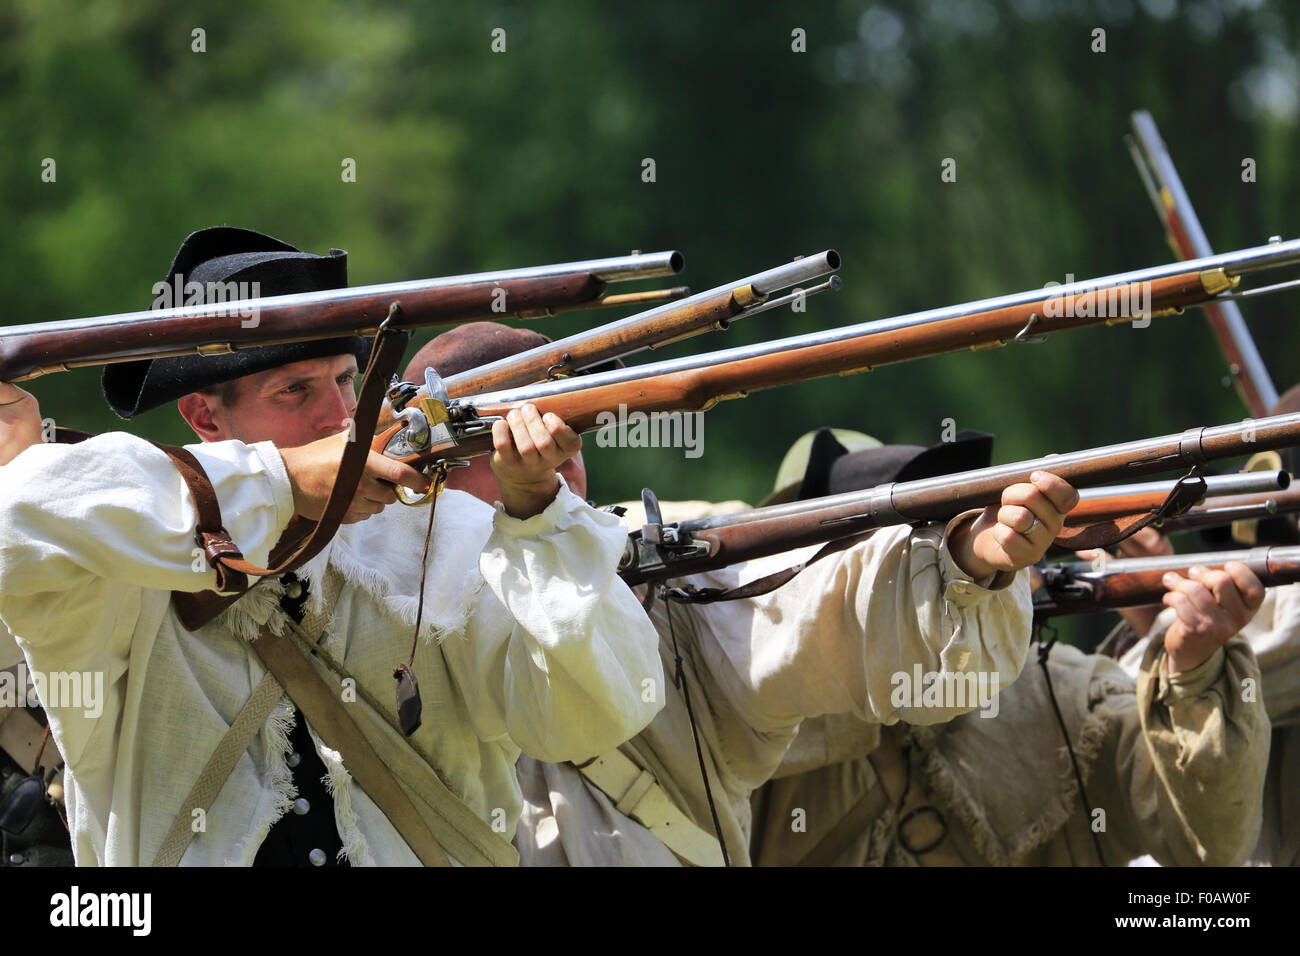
left=3, top=0, right=1298, bottom=643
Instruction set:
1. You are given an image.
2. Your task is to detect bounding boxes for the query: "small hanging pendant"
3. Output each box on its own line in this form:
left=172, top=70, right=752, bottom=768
left=393, top=664, right=423, bottom=736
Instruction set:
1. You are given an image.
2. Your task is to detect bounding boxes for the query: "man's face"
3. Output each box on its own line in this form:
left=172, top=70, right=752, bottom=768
left=188, top=354, right=359, bottom=448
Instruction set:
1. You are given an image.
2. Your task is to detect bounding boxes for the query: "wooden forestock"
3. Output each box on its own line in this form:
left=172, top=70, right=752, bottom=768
left=443, top=287, right=746, bottom=396
left=1034, top=546, right=1300, bottom=616
left=418, top=269, right=1220, bottom=465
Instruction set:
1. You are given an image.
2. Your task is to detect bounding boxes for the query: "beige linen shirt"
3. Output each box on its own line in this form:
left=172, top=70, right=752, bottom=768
left=750, top=636, right=1268, bottom=866
left=515, top=506, right=1033, bottom=866
left=1119, top=588, right=1300, bottom=866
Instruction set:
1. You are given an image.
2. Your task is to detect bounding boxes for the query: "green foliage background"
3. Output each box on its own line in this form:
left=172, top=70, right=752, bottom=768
left=4, top=0, right=1299, bottom=645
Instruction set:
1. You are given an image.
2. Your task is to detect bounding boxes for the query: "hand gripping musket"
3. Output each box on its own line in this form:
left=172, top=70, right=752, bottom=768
left=1033, top=545, right=1300, bottom=618
left=614, top=413, right=1300, bottom=587
left=1128, top=110, right=1281, bottom=416
left=371, top=252, right=842, bottom=436
left=0, top=250, right=685, bottom=382
left=372, top=238, right=1300, bottom=484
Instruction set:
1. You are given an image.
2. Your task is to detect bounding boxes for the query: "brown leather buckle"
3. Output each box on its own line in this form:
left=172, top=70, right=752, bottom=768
left=196, top=529, right=245, bottom=566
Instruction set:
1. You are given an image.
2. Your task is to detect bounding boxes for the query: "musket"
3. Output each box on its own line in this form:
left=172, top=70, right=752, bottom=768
left=374, top=238, right=1300, bottom=473
left=1128, top=111, right=1281, bottom=415
left=613, top=413, right=1300, bottom=587
left=1147, top=485, right=1300, bottom=537
left=1044, top=469, right=1290, bottom=554
left=442, top=251, right=842, bottom=396
left=0, top=250, right=685, bottom=382
left=1034, top=545, right=1300, bottom=617
left=1065, top=470, right=1289, bottom=525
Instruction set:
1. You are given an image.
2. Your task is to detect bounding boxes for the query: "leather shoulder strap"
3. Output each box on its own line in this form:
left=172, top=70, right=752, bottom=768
left=249, top=621, right=453, bottom=867
left=662, top=528, right=881, bottom=605
left=166, top=326, right=410, bottom=629
left=51, top=329, right=410, bottom=631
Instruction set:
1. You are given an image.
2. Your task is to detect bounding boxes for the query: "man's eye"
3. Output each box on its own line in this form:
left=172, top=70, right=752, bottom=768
left=280, top=384, right=303, bottom=396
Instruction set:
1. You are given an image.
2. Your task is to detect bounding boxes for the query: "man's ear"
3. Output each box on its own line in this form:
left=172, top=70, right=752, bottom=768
left=178, top=392, right=224, bottom=442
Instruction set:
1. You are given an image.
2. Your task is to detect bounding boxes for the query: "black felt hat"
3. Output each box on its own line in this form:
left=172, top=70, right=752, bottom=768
left=795, top=428, right=996, bottom=501
left=102, top=227, right=371, bottom=419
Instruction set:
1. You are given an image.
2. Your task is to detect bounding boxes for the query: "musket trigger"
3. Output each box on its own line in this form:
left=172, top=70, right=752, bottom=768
left=396, top=460, right=466, bottom=507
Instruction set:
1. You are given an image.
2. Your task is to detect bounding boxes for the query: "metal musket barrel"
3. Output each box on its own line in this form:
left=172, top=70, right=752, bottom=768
left=675, top=414, right=1300, bottom=533
left=1129, top=110, right=1279, bottom=415
left=0, top=250, right=684, bottom=380
left=443, top=251, right=840, bottom=396
left=1155, top=484, right=1300, bottom=535
left=1067, top=470, right=1290, bottom=524
left=613, top=414, right=1300, bottom=584
left=1076, top=470, right=1290, bottom=501
left=458, top=238, right=1300, bottom=409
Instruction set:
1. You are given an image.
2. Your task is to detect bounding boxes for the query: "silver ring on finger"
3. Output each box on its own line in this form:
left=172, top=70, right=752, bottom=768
left=1022, top=516, right=1039, bottom=537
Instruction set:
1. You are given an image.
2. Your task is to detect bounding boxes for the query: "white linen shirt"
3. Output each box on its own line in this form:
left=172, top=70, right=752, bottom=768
left=0, top=433, right=663, bottom=866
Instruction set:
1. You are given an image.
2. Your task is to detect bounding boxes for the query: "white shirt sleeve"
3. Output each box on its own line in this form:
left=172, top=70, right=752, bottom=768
left=679, top=520, right=1033, bottom=734
left=441, top=478, right=665, bottom=764
left=0, top=432, right=294, bottom=615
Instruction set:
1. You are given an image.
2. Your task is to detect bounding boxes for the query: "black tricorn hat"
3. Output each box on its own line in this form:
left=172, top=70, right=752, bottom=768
left=102, top=227, right=371, bottom=419
left=796, top=427, right=995, bottom=501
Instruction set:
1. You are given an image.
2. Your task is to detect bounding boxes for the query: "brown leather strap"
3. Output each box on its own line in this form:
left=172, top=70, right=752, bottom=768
left=51, top=329, right=410, bottom=629
left=793, top=774, right=892, bottom=867
left=249, top=621, right=452, bottom=866
left=662, top=529, right=881, bottom=605
left=1052, top=471, right=1208, bottom=552
left=795, top=729, right=965, bottom=867
left=170, top=325, right=410, bottom=629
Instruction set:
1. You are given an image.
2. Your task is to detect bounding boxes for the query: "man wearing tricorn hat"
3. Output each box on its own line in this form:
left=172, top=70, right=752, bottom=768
left=749, top=430, right=1269, bottom=867
left=404, top=324, right=1081, bottom=866
left=0, top=227, right=663, bottom=866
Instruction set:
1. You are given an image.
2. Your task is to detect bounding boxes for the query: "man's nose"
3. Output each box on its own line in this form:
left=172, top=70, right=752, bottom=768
left=316, top=384, right=358, bottom=436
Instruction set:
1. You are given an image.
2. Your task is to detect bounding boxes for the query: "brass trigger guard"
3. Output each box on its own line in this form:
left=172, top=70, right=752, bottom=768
left=397, top=460, right=467, bottom=507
